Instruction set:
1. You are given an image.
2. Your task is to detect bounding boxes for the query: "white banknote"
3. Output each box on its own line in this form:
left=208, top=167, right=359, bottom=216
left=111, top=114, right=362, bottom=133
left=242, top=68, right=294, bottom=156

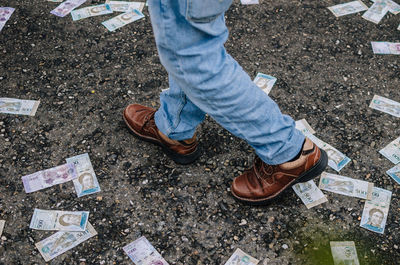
left=224, top=248, right=259, bottom=265
left=106, top=1, right=145, bottom=12
left=372, top=0, right=400, bottom=14
left=123, top=236, right=169, bottom=265
left=371, top=41, right=400, bottom=55
left=0, top=98, right=40, bottom=116
left=330, top=241, right=360, bottom=265
left=379, top=136, right=400, bottom=164
left=0, top=220, right=5, bottom=237
left=369, top=95, right=400, bottom=117
left=36, top=222, right=97, bottom=262
left=51, top=0, right=87, bottom=17
left=293, top=180, right=327, bottom=209
left=71, top=4, right=113, bottom=20
left=30, top=209, right=89, bottom=231
left=22, top=163, right=78, bottom=193
left=362, top=0, right=390, bottom=24
left=319, top=172, right=374, bottom=200
left=295, top=119, right=316, bottom=135
left=327, top=0, right=368, bottom=17
left=360, top=187, right=392, bottom=234
left=102, top=9, right=144, bottom=31
left=253, top=73, right=276, bottom=95
left=241, top=0, right=260, bottom=4
left=0, top=7, right=15, bottom=32
left=66, top=153, right=101, bottom=197
left=306, top=134, right=351, bottom=172
left=386, top=164, right=400, bottom=184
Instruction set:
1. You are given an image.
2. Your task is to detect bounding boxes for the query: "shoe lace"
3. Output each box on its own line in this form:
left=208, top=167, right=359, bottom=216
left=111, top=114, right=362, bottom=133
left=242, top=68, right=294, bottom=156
left=141, top=110, right=156, bottom=130
left=253, top=157, right=276, bottom=185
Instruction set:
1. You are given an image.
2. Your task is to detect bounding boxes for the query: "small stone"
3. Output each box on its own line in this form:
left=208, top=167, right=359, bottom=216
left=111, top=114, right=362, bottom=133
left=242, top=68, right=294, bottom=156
left=282, top=244, right=289, bottom=249
left=239, top=219, right=247, bottom=226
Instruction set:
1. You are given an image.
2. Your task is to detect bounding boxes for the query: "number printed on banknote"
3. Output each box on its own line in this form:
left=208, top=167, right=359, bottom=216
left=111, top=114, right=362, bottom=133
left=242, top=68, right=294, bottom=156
left=306, top=134, right=351, bottom=172
left=30, top=209, right=89, bottom=231
left=327, top=0, right=368, bottom=17
left=293, top=180, right=328, bottom=209
left=0, top=7, right=15, bottom=32
left=36, top=222, right=97, bottom=262
left=0, top=98, right=40, bottom=116
left=295, top=119, right=316, bottom=135
left=253, top=73, right=277, bottom=95
left=360, top=187, right=392, bottom=234
left=105, top=1, right=145, bottom=12
left=51, top=0, right=87, bottom=17
left=102, top=9, right=144, bottom=31
left=71, top=4, right=113, bottom=21
left=362, top=0, right=390, bottom=24
left=330, top=241, right=360, bottom=265
left=318, top=172, right=374, bottom=200
left=379, top=136, right=400, bottom=164
left=224, top=248, right=259, bottom=265
left=369, top=95, right=400, bottom=117
left=66, top=153, right=101, bottom=197
left=123, top=236, right=169, bottom=265
left=0, top=220, right=5, bottom=237
left=22, top=163, right=78, bottom=193
left=386, top=164, right=400, bottom=184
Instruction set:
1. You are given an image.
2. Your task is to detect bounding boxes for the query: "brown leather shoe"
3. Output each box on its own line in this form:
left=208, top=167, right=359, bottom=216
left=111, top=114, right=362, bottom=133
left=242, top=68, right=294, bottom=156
left=231, top=138, right=328, bottom=205
left=123, top=104, right=201, bottom=164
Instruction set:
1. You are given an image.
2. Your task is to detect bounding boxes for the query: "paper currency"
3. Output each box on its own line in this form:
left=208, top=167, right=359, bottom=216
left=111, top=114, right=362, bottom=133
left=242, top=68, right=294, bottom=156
left=293, top=180, right=328, bottom=209
left=51, top=0, right=87, bottom=17
left=295, top=119, right=316, bottom=135
left=372, top=0, right=400, bottom=14
left=330, top=241, right=360, bottom=265
left=102, top=9, right=144, bottom=31
left=379, top=136, right=400, bottom=164
left=386, top=164, right=400, bottom=184
left=369, top=95, right=400, bottom=117
left=71, top=4, right=113, bottom=20
left=0, top=7, right=15, bottom=32
left=241, top=0, right=260, bottom=4
left=123, top=236, right=169, bottom=265
left=36, top=222, right=97, bottom=262
left=66, top=153, right=101, bottom=197
left=22, top=163, right=78, bottom=193
left=327, top=1, right=368, bottom=17
left=362, top=0, right=390, bottom=24
left=371, top=41, right=400, bottom=55
left=224, top=248, right=259, bottom=265
left=253, top=73, right=276, bottom=95
left=106, top=1, right=145, bottom=12
left=0, top=98, right=40, bottom=116
left=306, top=134, right=351, bottom=172
left=30, top=209, right=89, bottom=231
left=0, top=220, right=5, bottom=237
left=360, top=187, right=392, bottom=234
left=319, top=172, right=374, bottom=200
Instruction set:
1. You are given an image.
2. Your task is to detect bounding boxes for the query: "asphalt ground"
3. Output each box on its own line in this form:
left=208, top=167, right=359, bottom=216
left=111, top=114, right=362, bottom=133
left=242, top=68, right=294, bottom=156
left=0, top=0, right=399, bottom=264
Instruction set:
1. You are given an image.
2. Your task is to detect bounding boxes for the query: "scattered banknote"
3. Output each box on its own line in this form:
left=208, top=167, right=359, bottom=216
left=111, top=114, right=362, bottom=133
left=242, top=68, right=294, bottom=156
left=0, top=7, right=15, bottom=32
left=51, top=0, right=87, bottom=17
left=379, top=136, right=400, bottom=164
left=306, top=134, right=351, bottom=172
left=371, top=41, right=400, bottom=55
left=398, top=24, right=400, bottom=30
left=295, top=119, right=316, bottom=135
left=71, top=4, right=113, bottom=20
left=360, top=187, right=392, bottom=234
left=319, top=172, right=374, bottom=200
left=253, top=73, right=276, bottom=95
left=241, top=0, right=260, bottom=4
left=0, top=220, right=5, bottom=237
left=327, top=0, right=368, bottom=17
left=224, top=248, right=259, bottom=265
left=0, top=98, right=40, bottom=116
left=330, top=241, right=360, bottom=265
left=30, top=209, right=89, bottom=231
left=22, top=163, right=78, bottom=193
left=123, top=236, right=169, bottom=265
left=362, top=0, right=390, bottom=24
left=293, top=180, right=328, bottom=209
left=372, top=0, right=400, bottom=14
left=36, top=222, right=97, bottom=262
left=66, top=153, right=101, bottom=197
left=369, top=95, right=400, bottom=117
left=102, top=9, right=144, bottom=31
left=105, top=1, right=145, bottom=12
left=386, top=164, right=400, bottom=184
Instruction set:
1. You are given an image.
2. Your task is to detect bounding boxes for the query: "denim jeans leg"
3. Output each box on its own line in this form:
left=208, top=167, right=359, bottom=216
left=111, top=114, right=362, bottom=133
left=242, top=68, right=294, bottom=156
left=148, top=0, right=305, bottom=165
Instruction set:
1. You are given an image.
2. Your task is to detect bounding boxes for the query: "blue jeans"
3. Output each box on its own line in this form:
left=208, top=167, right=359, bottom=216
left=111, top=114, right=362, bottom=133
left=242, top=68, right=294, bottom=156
left=148, top=0, right=304, bottom=165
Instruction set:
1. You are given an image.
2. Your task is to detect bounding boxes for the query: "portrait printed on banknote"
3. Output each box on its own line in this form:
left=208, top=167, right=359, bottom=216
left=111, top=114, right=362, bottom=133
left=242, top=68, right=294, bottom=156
left=361, top=208, right=385, bottom=233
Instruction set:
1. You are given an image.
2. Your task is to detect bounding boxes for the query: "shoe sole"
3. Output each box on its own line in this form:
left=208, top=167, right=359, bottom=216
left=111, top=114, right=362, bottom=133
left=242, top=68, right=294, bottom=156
left=231, top=149, right=328, bottom=206
left=123, top=113, right=201, bottom=165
